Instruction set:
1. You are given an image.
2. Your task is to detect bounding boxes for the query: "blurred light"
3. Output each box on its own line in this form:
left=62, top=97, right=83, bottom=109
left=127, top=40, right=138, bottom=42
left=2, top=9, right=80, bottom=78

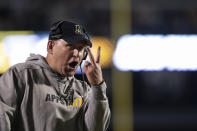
left=91, top=37, right=114, bottom=68
left=0, top=42, right=9, bottom=74
left=3, top=35, right=42, bottom=66
left=31, top=37, right=48, bottom=56
left=0, top=32, right=113, bottom=74
left=0, top=31, right=34, bottom=74
left=113, top=34, right=197, bottom=71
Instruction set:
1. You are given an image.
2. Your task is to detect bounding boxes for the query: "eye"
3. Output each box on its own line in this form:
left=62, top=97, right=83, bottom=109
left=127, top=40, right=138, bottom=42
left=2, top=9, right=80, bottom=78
left=66, top=44, right=85, bottom=52
left=66, top=44, right=72, bottom=47
left=65, top=44, right=74, bottom=50
left=78, top=46, right=84, bottom=52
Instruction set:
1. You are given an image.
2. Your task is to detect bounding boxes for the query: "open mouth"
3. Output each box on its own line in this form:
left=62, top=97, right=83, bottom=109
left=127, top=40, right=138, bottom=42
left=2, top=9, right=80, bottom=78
left=69, top=61, right=78, bottom=68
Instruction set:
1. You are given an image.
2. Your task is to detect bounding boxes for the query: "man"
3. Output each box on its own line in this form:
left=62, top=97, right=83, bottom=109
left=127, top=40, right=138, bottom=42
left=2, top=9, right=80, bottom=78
left=0, top=20, right=110, bottom=131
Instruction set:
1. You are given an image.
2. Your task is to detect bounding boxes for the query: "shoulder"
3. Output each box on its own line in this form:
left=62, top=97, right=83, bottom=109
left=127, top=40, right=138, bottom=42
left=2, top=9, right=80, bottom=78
left=5, top=60, right=46, bottom=78
left=11, top=62, right=42, bottom=72
left=1, top=62, right=43, bottom=81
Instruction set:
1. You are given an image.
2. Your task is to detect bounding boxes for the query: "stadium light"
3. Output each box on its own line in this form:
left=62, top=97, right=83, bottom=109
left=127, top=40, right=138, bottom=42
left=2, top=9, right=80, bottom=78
left=113, top=34, right=197, bottom=71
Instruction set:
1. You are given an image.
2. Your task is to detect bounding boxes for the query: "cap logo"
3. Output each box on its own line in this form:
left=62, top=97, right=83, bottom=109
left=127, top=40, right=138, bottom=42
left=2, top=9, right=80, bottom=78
left=75, top=25, right=83, bottom=35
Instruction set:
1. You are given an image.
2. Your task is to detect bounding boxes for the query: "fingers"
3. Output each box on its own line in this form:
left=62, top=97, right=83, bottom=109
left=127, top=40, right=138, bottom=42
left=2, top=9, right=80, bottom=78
left=96, top=46, right=101, bottom=63
left=86, top=47, right=96, bottom=65
left=86, top=46, right=101, bottom=65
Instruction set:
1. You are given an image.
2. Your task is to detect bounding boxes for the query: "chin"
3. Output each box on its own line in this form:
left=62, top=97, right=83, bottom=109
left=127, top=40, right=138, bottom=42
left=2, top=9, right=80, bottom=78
left=63, top=67, right=77, bottom=76
left=64, top=70, right=76, bottom=77
left=67, top=73, right=75, bottom=77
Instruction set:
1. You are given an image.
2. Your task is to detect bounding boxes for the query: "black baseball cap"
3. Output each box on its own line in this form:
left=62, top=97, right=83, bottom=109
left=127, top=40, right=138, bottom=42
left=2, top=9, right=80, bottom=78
left=49, top=20, right=92, bottom=47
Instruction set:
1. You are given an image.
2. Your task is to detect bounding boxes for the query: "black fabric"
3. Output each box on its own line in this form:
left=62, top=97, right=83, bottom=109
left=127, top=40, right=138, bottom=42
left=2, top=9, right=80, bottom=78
left=49, top=20, right=92, bottom=47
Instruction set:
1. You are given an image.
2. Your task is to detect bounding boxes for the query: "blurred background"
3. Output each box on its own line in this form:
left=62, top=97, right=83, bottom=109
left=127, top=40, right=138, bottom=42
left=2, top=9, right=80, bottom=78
left=1, top=0, right=197, bottom=131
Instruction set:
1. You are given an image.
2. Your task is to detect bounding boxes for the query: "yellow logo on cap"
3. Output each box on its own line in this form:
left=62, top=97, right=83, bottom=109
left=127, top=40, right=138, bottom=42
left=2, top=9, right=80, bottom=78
left=75, top=25, right=83, bottom=35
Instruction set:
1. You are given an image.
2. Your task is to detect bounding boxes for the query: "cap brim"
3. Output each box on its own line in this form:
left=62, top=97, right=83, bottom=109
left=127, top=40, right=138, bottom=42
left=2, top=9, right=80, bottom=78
left=63, top=36, right=92, bottom=47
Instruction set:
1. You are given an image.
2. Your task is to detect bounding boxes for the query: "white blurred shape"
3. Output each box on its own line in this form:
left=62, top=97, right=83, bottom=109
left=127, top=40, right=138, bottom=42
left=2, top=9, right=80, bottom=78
left=2, top=35, right=40, bottom=66
left=113, top=34, right=197, bottom=71
left=31, top=37, right=48, bottom=57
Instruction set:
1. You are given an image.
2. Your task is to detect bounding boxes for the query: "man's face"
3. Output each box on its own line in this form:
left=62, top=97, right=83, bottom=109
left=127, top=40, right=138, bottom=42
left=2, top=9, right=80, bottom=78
left=50, top=39, right=86, bottom=76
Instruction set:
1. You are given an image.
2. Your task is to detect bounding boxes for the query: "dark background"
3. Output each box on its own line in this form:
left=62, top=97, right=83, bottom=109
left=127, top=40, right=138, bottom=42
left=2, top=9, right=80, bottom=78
left=1, top=0, right=197, bottom=130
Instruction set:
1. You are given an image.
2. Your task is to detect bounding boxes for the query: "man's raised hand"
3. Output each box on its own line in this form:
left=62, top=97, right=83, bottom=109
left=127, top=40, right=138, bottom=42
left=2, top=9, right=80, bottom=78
left=83, top=46, right=103, bottom=86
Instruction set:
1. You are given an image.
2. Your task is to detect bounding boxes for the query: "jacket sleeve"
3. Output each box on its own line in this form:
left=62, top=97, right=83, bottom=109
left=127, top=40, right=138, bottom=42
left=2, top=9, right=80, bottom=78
left=84, top=82, right=111, bottom=131
left=0, top=68, right=23, bottom=131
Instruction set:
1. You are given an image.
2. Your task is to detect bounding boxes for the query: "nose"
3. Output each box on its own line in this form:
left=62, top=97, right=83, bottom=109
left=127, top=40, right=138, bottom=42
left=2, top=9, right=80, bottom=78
left=73, top=49, right=79, bottom=57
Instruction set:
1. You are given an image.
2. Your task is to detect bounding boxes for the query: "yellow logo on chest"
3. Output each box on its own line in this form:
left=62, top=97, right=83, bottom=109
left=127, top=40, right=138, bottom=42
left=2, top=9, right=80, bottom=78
left=71, top=97, right=82, bottom=107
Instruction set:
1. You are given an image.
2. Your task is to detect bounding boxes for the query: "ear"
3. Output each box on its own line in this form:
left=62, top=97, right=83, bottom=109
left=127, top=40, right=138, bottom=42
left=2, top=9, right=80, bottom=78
left=47, top=40, right=55, bottom=54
